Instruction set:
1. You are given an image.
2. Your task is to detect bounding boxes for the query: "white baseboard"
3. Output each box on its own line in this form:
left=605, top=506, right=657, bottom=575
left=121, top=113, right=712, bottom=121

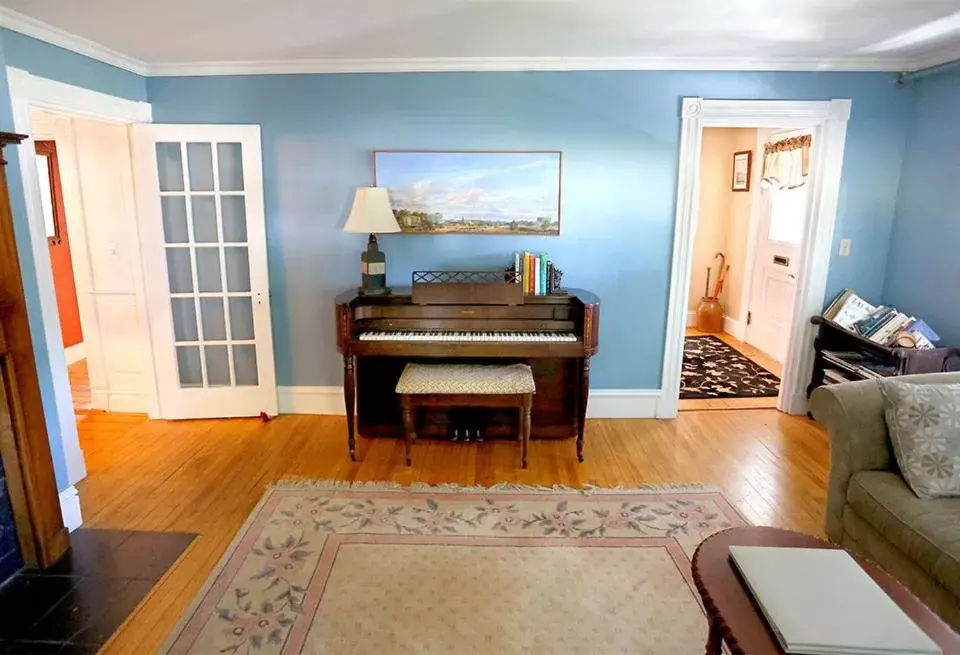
left=59, top=486, right=82, bottom=532
left=278, top=386, right=660, bottom=419
left=106, top=391, right=148, bottom=413
left=586, top=389, right=660, bottom=418
left=89, top=388, right=148, bottom=413
left=278, top=386, right=345, bottom=415
left=723, top=315, right=747, bottom=341
left=64, top=343, right=85, bottom=366
left=784, top=391, right=808, bottom=416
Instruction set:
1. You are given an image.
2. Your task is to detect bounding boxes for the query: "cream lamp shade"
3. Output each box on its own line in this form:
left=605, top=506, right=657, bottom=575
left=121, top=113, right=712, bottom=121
left=343, top=187, right=402, bottom=234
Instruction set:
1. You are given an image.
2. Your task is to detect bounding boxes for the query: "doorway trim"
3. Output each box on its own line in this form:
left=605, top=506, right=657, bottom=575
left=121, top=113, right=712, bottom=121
left=659, top=98, right=851, bottom=418
left=6, top=68, right=153, bottom=523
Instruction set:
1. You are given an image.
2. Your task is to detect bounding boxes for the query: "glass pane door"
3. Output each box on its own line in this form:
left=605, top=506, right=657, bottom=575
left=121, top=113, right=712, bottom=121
left=156, top=140, right=259, bottom=389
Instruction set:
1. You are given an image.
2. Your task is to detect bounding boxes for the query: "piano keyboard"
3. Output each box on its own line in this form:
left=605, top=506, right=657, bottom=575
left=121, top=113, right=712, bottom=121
left=359, top=331, right=579, bottom=343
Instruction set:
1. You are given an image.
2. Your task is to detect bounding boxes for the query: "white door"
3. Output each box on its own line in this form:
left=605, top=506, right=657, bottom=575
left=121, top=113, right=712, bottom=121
left=745, top=182, right=809, bottom=363
left=132, top=125, right=277, bottom=419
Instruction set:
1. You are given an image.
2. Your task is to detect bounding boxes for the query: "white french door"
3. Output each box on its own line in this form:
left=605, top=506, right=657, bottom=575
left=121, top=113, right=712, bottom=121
left=132, top=125, right=277, bottom=419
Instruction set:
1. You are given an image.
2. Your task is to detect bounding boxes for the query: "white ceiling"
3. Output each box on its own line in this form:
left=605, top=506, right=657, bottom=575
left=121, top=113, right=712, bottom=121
left=2, top=0, right=960, bottom=75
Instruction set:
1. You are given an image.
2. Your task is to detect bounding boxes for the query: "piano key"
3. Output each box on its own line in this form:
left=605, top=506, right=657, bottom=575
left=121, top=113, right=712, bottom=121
left=357, top=330, right=578, bottom=343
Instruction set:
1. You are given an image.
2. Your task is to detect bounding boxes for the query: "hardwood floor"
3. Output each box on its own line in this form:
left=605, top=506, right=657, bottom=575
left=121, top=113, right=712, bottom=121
left=68, top=359, right=92, bottom=413
left=679, top=328, right=781, bottom=411
left=69, top=407, right=829, bottom=653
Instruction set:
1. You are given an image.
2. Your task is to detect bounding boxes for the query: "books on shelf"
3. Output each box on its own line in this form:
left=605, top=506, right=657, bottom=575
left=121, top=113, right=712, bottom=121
left=823, top=289, right=940, bottom=350
left=729, top=546, right=941, bottom=655
left=826, top=289, right=876, bottom=330
left=824, top=368, right=854, bottom=384
left=823, top=350, right=898, bottom=379
left=516, top=251, right=552, bottom=296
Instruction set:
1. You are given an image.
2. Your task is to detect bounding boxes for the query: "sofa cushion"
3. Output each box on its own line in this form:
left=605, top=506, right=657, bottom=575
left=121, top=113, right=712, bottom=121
left=879, top=380, right=960, bottom=499
left=847, top=471, right=960, bottom=598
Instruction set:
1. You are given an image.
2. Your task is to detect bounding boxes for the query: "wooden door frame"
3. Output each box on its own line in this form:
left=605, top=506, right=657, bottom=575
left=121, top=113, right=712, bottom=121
left=6, top=68, right=153, bottom=529
left=660, top=98, right=851, bottom=418
left=0, top=132, right=69, bottom=568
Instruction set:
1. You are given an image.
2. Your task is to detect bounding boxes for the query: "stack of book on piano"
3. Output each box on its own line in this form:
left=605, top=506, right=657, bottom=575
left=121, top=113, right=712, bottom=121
left=729, top=546, right=941, bottom=655
left=514, top=251, right=553, bottom=296
left=823, top=289, right=940, bottom=349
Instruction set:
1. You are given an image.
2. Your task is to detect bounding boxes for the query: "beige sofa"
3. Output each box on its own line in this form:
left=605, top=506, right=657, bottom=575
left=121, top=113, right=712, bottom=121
left=810, top=373, right=960, bottom=631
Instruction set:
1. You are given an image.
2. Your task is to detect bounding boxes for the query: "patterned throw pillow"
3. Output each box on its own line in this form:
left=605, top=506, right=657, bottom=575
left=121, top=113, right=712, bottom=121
left=879, top=381, right=960, bottom=499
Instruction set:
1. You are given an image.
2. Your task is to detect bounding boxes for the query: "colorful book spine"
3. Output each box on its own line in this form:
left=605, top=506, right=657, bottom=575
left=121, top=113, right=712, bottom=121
left=514, top=252, right=521, bottom=284
left=540, top=254, right=548, bottom=295
left=533, top=254, right=541, bottom=296
left=523, top=252, right=531, bottom=294
left=527, top=253, right=534, bottom=295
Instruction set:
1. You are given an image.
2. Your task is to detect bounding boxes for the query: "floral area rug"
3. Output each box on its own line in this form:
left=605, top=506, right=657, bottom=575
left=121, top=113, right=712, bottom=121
left=681, top=335, right=780, bottom=399
left=162, top=482, right=747, bottom=654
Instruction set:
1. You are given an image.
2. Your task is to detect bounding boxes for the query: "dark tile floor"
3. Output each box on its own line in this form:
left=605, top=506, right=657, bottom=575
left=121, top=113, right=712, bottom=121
left=0, top=528, right=195, bottom=654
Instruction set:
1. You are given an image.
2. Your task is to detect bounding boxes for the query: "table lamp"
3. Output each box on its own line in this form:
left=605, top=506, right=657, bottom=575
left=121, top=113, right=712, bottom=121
left=343, top=186, right=402, bottom=295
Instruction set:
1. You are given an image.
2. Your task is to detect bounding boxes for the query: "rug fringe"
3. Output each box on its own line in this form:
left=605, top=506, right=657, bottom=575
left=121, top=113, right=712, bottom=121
left=268, top=479, right=720, bottom=495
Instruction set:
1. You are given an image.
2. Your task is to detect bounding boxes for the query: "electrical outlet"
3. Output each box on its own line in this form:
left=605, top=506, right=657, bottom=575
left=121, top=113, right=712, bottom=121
left=839, top=239, right=852, bottom=257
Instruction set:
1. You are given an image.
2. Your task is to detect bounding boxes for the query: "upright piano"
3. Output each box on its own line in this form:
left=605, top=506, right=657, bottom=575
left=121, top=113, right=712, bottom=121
left=335, top=284, right=600, bottom=461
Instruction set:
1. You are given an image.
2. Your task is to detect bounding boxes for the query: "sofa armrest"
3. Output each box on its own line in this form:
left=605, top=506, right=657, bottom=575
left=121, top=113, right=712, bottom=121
left=809, top=372, right=960, bottom=542
left=810, top=379, right=890, bottom=541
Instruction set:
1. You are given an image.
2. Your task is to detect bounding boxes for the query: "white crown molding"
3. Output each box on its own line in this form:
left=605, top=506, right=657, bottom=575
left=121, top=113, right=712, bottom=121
left=907, top=44, right=960, bottom=74
left=147, top=55, right=925, bottom=77
left=0, top=5, right=148, bottom=75
left=0, top=7, right=955, bottom=78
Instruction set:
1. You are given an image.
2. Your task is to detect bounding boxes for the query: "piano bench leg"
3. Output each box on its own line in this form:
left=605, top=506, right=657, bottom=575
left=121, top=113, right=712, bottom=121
left=521, top=394, right=532, bottom=469
left=401, top=397, right=416, bottom=467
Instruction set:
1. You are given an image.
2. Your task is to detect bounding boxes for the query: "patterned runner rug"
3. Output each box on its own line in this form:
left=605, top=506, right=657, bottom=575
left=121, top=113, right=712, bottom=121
left=163, top=482, right=747, bottom=654
left=681, top=335, right=780, bottom=399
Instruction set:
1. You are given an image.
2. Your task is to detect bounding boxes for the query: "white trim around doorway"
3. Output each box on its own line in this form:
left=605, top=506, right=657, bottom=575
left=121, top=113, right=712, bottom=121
left=6, top=68, right=154, bottom=503
left=659, top=98, right=851, bottom=418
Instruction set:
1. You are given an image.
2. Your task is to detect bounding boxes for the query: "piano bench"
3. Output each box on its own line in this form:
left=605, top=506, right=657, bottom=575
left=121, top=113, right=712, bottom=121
left=395, top=363, right=535, bottom=468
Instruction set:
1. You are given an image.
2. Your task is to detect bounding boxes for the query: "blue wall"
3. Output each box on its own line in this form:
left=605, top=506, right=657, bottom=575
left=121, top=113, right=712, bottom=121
left=1, top=29, right=147, bottom=102
left=148, top=71, right=913, bottom=389
left=0, top=32, right=70, bottom=492
left=883, top=67, right=960, bottom=346
left=0, top=32, right=146, bottom=490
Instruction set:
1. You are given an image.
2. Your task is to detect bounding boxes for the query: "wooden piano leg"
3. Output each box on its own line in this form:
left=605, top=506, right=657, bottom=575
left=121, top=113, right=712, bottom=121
left=344, top=355, right=357, bottom=461
left=577, top=358, right=589, bottom=463
left=401, top=396, right=415, bottom=467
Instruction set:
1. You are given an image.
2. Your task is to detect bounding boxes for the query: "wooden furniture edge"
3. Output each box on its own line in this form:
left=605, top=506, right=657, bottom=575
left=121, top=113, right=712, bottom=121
left=692, top=528, right=746, bottom=655
left=0, top=133, right=70, bottom=568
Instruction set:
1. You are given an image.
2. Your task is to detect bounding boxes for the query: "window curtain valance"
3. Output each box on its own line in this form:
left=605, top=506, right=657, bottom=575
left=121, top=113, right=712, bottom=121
left=760, top=134, right=812, bottom=190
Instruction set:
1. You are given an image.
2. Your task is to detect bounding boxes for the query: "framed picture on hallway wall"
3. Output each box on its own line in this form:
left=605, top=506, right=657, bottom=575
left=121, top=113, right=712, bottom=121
left=373, top=151, right=562, bottom=235
left=732, top=150, right=752, bottom=192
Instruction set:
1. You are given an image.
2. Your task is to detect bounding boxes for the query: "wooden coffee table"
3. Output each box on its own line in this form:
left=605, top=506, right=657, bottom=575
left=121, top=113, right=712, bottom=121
left=691, top=526, right=960, bottom=655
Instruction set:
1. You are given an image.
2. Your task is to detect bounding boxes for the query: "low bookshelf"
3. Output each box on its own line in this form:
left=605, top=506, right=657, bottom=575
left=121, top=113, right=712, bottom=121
left=807, top=316, right=960, bottom=397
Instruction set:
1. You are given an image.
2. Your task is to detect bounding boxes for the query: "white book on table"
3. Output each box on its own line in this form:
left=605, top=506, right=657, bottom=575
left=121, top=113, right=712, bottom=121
left=728, top=546, right=941, bottom=655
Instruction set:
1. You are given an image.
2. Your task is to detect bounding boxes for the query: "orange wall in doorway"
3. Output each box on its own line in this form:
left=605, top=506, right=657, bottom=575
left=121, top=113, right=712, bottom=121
left=38, top=141, right=83, bottom=349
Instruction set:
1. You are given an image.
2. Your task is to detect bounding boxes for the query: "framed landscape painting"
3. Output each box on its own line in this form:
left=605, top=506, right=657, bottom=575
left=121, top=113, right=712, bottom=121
left=374, top=151, right=561, bottom=235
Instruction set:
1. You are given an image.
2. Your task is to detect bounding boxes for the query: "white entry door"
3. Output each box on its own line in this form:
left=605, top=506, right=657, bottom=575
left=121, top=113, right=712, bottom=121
left=745, top=182, right=809, bottom=363
left=132, top=125, right=277, bottom=419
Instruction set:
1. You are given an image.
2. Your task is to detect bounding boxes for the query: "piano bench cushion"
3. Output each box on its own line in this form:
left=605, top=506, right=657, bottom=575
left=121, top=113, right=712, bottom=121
left=396, top=363, right=536, bottom=395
